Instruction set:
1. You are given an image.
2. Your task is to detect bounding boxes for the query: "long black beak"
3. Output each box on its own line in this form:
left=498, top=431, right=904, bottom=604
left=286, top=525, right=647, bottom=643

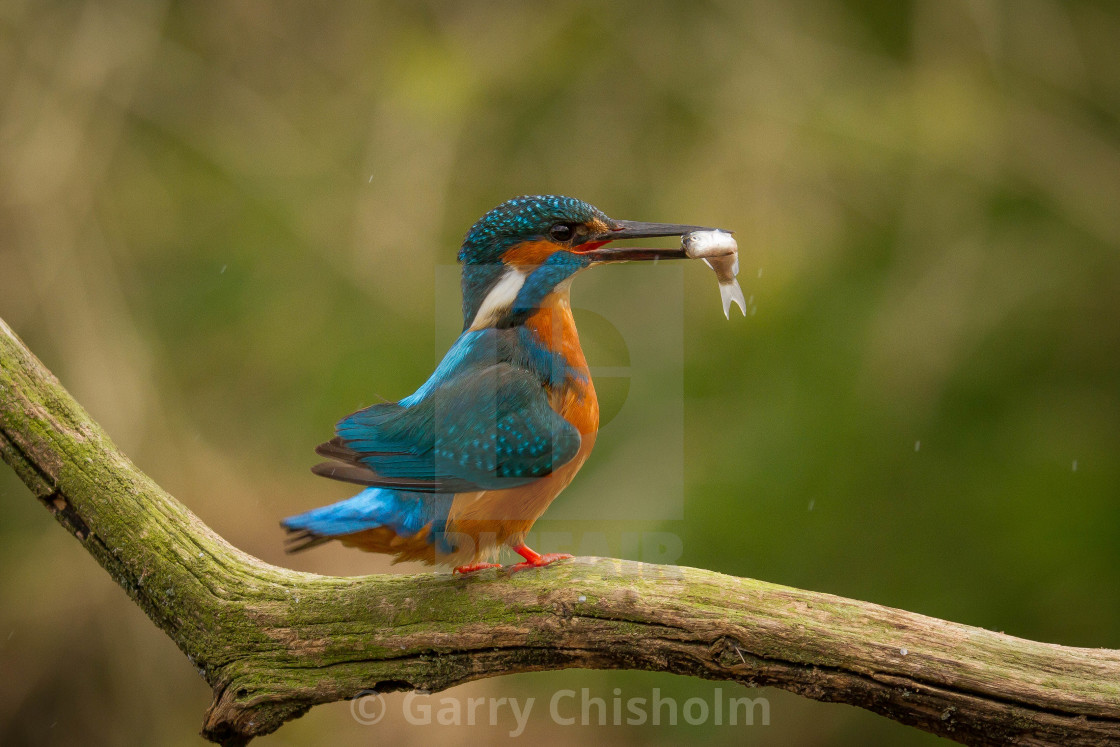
left=580, top=219, right=721, bottom=263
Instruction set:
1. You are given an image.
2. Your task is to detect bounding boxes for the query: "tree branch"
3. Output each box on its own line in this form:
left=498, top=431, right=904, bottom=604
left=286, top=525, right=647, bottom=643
left=1, top=315, right=1117, bottom=746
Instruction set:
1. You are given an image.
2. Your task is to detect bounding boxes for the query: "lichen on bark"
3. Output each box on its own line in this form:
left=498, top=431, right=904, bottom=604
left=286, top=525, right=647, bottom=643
left=2, top=315, right=1119, bottom=746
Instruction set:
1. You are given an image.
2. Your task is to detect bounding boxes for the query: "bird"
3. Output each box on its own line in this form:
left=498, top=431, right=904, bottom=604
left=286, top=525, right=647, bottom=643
left=282, top=195, right=715, bottom=573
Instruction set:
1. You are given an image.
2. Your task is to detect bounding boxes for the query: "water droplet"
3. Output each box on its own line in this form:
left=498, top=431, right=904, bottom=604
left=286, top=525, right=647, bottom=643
left=578, top=595, right=586, bottom=602
left=1072, top=460, right=1078, bottom=472
left=915, top=441, right=921, bottom=452
left=808, top=499, right=815, bottom=511
left=900, top=647, right=908, bottom=656
left=220, top=265, right=228, bottom=274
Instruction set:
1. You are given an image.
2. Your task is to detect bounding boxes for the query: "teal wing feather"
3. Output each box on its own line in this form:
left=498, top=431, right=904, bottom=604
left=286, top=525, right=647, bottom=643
left=313, top=362, right=581, bottom=492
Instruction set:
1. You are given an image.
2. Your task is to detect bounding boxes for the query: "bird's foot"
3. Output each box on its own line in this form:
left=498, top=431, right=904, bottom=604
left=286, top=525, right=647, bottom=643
left=508, top=553, right=573, bottom=572
left=453, top=562, right=502, bottom=574
left=508, top=544, right=572, bottom=573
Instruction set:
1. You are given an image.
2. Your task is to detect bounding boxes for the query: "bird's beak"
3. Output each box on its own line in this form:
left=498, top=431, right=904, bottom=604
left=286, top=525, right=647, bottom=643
left=578, top=219, right=720, bottom=262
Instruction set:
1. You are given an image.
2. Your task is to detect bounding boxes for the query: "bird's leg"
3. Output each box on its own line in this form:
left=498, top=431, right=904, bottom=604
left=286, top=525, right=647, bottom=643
left=508, top=543, right=572, bottom=572
left=453, top=562, right=502, bottom=574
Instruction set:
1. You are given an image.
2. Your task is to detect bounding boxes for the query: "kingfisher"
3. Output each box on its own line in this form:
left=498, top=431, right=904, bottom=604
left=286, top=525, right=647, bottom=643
left=283, top=195, right=716, bottom=573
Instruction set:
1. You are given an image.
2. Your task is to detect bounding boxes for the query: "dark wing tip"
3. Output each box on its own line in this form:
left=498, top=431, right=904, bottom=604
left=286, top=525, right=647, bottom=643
left=311, top=460, right=454, bottom=493
left=315, top=437, right=356, bottom=460
left=310, top=460, right=371, bottom=483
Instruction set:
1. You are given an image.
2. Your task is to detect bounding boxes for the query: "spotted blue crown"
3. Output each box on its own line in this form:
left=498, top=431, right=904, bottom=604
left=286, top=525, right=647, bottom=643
left=458, top=195, right=609, bottom=265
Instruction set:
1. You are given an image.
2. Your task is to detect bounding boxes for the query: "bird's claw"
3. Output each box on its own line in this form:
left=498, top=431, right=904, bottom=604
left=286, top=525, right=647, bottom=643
left=453, top=562, right=502, bottom=574
left=508, top=553, right=573, bottom=573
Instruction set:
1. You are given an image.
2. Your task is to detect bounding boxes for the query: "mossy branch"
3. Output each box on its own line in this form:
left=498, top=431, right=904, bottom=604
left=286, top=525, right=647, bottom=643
left=1, top=315, right=1117, bottom=746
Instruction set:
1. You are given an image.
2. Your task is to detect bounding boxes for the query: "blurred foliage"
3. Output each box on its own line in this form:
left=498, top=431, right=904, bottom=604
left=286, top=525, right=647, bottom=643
left=2, top=0, right=1119, bottom=745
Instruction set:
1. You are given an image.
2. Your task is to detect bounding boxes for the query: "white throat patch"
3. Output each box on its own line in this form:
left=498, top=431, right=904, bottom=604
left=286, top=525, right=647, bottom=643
left=469, top=268, right=526, bottom=330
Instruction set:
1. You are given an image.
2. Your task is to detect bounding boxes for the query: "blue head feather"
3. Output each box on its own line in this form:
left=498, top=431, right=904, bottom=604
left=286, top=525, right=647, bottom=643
left=459, top=195, right=610, bottom=327
left=458, top=195, right=609, bottom=265
left=508, top=251, right=588, bottom=321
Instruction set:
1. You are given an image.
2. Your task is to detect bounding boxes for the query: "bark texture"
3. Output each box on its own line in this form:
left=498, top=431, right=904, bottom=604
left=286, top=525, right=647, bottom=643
left=1, top=316, right=1117, bottom=746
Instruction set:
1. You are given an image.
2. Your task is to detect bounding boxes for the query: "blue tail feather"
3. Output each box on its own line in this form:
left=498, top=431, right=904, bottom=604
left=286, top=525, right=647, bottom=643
left=282, top=488, right=455, bottom=553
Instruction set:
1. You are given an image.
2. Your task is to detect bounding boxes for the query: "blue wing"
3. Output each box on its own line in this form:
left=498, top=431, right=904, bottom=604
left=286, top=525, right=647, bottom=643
left=312, top=333, right=582, bottom=492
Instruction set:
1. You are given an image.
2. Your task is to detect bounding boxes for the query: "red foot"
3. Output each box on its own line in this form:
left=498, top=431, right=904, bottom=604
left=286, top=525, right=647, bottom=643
left=508, top=544, right=573, bottom=573
left=453, top=562, right=502, bottom=574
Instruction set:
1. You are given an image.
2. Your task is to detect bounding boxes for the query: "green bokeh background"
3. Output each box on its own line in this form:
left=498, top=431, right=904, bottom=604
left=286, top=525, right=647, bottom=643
left=2, top=1, right=1118, bottom=745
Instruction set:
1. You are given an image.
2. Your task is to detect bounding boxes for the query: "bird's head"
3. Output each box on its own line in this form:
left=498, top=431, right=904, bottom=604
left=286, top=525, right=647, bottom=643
left=459, top=194, right=712, bottom=330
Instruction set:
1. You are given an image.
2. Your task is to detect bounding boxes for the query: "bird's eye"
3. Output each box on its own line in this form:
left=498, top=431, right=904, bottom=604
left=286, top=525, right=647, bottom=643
left=549, top=223, right=574, bottom=242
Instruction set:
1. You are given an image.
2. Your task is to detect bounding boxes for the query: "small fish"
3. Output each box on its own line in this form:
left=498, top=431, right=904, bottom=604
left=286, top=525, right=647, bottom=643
left=682, top=230, right=746, bottom=319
